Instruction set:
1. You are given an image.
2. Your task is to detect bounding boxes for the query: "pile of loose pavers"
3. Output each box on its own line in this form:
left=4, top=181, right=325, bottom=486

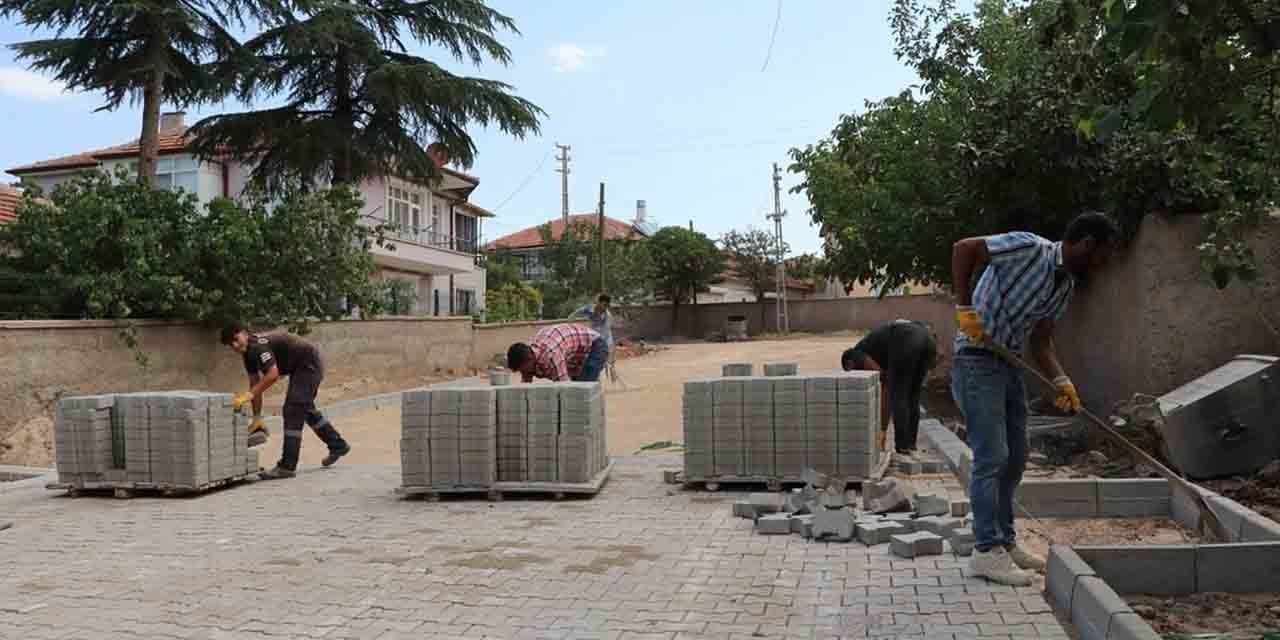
left=400, top=381, right=608, bottom=489
left=53, top=391, right=258, bottom=490
left=683, top=362, right=883, bottom=484
left=735, top=468, right=978, bottom=559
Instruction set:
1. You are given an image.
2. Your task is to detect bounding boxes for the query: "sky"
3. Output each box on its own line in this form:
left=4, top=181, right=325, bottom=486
left=0, top=1, right=949, bottom=257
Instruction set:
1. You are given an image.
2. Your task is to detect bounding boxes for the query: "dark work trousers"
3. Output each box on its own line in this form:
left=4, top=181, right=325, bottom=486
left=885, top=321, right=938, bottom=452
left=279, top=354, right=348, bottom=470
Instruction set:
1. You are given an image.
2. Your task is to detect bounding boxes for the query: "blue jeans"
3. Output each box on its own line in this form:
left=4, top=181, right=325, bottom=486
left=574, top=337, right=609, bottom=382
left=951, top=350, right=1028, bottom=551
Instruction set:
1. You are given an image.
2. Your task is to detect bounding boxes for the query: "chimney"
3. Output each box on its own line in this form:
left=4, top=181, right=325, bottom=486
left=159, top=111, right=186, bottom=133
left=635, top=199, right=647, bottom=223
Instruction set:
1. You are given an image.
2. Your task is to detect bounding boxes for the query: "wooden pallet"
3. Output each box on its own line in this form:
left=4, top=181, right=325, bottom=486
left=47, top=469, right=261, bottom=498
left=397, top=461, right=613, bottom=501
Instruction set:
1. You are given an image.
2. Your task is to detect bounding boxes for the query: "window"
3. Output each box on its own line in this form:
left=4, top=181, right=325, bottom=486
left=453, top=211, right=478, bottom=253
left=455, top=289, right=475, bottom=315
left=127, top=156, right=200, bottom=195
left=387, top=184, right=423, bottom=241
left=430, top=203, right=442, bottom=243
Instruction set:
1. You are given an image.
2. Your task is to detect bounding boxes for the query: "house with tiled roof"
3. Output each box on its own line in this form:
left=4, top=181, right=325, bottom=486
left=485, top=203, right=655, bottom=282
left=6, top=112, right=498, bottom=317
left=0, top=185, right=21, bottom=225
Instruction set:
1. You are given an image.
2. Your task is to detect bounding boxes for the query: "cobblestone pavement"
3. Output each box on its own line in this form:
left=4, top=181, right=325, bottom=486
left=0, top=455, right=1068, bottom=639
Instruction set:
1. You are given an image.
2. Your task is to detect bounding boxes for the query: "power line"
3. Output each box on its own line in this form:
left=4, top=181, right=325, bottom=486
left=491, top=150, right=552, bottom=213
left=761, top=0, right=783, bottom=72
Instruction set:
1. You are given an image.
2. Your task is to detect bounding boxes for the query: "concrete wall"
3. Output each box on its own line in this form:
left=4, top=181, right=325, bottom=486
left=1054, top=214, right=1280, bottom=413
left=470, top=319, right=588, bottom=369
left=0, top=317, right=474, bottom=452
left=615, top=294, right=955, bottom=342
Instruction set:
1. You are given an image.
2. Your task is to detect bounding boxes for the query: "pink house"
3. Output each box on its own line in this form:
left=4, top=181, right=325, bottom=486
left=6, top=112, right=491, bottom=317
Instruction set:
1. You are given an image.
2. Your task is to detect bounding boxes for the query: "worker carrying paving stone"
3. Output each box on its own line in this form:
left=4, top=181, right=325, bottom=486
left=507, top=323, right=608, bottom=383
left=950, top=212, right=1119, bottom=586
left=841, top=319, right=938, bottom=457
left=220, top=323, right=351, bottom=479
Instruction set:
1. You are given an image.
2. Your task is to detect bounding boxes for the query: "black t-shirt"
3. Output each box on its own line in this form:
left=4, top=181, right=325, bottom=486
left=242, top=333, right=316, bottom=377
left=850, top=322, right=895, bottom=370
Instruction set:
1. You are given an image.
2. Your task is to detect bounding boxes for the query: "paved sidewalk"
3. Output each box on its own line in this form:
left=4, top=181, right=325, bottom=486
left=0, top=455, right=1067, bottom=639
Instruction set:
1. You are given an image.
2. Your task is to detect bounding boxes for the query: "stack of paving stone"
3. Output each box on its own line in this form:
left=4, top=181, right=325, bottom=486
left=54, top=391, right=255, bottom=489
left=401, top=381, right=610, bottom=489
left=682, top=371, right=882, bottom=483
left=53, top=394, right=114, bottom=485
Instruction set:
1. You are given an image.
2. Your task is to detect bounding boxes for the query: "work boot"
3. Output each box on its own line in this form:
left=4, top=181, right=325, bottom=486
left=259, top=465, right=296, bottom=480
left=969, top=547, right=1033, bottom=586
left=1007, top=545, right=1046, bottom=572
left=247, top=429, right=269, bottom=448
left=312, top=423, right=351, bottom=467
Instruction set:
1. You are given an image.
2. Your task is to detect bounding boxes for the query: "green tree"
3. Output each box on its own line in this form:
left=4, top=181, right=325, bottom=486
left=484, top=249, right=524, bottom=291
left=0, top=170, right=392, bottom=342
left=721, top=228, right=788, bottom=327
left=648, top=226, right=725, bottom=332
left=486, top=282, right=541, bottom=322
left=536, top=219, right=654, bottom=318
left=187, top=0, right=544, bottom=191
left=790, top=0, right=1277, bottom=291
left=0, top=0, right=255, bottom=185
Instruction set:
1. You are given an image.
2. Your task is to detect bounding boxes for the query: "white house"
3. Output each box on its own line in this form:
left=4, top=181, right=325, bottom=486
left=6, top=112, right=491, bottom=317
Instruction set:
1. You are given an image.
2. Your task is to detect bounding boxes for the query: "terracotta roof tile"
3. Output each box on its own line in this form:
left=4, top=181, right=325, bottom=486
left=0, top=186, right=19, bottom=224
left=486, top=213, right=647, bottom=250
left=8, top=127, right=193, bottom=175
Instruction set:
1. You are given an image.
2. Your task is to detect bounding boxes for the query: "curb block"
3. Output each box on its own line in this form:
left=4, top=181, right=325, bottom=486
left=1046, top=546, right=1095, bottom=612
left=1071, top=576, right=1131, bottom=640
left=1073, top=545, right=1196, bottom=596
left=1196, top=542, right=1280, bottom=592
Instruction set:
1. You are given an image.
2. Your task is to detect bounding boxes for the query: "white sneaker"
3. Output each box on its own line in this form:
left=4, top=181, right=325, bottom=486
left=1008, top=545, right=1046, bottom=572
left=969, top=546, right=1034, bottom=586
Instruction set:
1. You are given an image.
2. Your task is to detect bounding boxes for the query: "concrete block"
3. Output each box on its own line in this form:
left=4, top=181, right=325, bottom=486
left=856, top=520, right=904, bottom=546
left=863, top=478, right=913, bottom=513
left=1070, top=576, right=1131, bottom=640
left=801, top=467, right=829, bottom=489
left=1097, top=479, right=1172, bottom=518
left=913, top=492, right=949, bottom=516
left=882, top=512, right=919, bottom=532
left=749, top=493, right=785, bottom=513
left=1196, top=542, right=1280, bottom=592
left=949, top=528, right=975, bottom=556
left=732, top=500, right=756, bottom=519
left=1017, top=479, right=1099, bottom=518
left=812, top=508, right=854, bottom=541
left=896, top=459, right=922, bottom=475
left=756, top=513, right=791, bottom=535
left=790, top=514, right=813, bottom=535
left=763, top=362, right=798, bottom=376
left=1047, top=546, right=1096, bottom=613
left=950, top=499, right=971, bottom=517
left=819, top=490, right=847, bottom=509
left=890, top=531, right=944, bottom=558
left=1106, top=613, right=1160, bottom=640
left=914, top=515, right=965, bottom=538
left=722, top=363, right=753, bottom=377
left=1239, top=511, right=1280, bottom=542
left=1074, top=545, right=1196, bottom=596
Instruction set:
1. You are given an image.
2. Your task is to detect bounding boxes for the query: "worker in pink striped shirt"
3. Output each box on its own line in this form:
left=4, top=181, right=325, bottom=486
left=507, top=323, right=609, bottom=383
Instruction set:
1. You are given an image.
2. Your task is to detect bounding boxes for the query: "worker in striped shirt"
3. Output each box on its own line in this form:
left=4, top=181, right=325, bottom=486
left=951, top=212, right=1119, bottom=586
left=507, top=323, right=610, bottom=383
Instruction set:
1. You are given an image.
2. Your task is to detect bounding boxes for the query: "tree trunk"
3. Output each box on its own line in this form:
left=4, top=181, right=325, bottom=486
left=332, top=44, right=354, bottom=186
left=137, top=31, right=166, bottom=187
left=671, top=297, right=680, bottom=336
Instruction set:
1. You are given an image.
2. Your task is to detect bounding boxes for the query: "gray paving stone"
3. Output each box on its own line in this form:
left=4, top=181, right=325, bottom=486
left=755, top=513, right=791, bottom=535
left=890, top=532, right=944, bottom=558
left=812, top=508, right=855, bottom=541
left=857, top=520, right=905, bottom=546
left=914, top=493, right=949, bottom=516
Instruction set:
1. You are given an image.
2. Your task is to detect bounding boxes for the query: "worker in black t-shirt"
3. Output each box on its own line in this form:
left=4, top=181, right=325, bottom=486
left=841, top=319, right=939, bottom=456
left=220, top=322, right=351, bottom=479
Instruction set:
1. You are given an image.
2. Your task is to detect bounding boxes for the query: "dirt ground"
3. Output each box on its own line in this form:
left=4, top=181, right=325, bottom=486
left=279, top=333, right=864, bottom=468
left=1014, top=517, right=1199, bottom=561
left=1127, top=592, right=1280, bottom=639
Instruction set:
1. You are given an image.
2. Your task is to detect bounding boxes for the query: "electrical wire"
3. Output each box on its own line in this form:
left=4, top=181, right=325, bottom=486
left=490, top=149, right=552, bottom=213
left=761, top=0, right=783, bottom=72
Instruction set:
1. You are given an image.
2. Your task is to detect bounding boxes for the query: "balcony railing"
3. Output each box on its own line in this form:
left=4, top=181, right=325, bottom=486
left=363, top=215, right=480, bottom=255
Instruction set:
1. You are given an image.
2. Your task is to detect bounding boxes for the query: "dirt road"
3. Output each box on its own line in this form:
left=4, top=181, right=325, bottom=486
left=282, top=334, right=863, bottom=467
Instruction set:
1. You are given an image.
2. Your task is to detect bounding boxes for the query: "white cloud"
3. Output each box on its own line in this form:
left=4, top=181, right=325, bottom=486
left=547, top=43, right=605, bottom=73
left=0, top=67, right=68, bottom=101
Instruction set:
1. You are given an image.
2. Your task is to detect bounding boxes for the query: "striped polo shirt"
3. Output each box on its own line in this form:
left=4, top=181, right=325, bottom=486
left=955, top=231, right=1074, bottom=353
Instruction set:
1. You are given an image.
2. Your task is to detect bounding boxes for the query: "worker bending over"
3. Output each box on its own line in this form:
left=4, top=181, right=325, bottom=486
left=951, top=212, right=1118, bottom=585
left=507, top=323, right=608, bottom=383
left=221, top=323, right=351, bottom=479
left=841, top=319, right=938, bottom=456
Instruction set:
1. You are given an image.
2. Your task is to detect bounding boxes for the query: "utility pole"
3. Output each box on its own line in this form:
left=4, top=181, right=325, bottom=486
left=767, top=163, right=789, bottom=334
left=555, top=143, right=571, bottom=226
left=598, top=182, right=606, bottom=294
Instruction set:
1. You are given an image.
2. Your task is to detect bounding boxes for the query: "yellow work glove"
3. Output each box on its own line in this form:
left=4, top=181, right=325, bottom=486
left=956, top=305, right=984, bottom=342
left=1053, top=376, right=1082, bottom=413
left=247, top=417, right=266, bottom=434
left=232, top=391, right=254, bottom=412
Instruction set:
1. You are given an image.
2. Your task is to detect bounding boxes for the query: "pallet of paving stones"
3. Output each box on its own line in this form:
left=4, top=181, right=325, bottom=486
left=397, top=460, right=613, bottom=501
left=46, top=468, right=262, bottom=499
